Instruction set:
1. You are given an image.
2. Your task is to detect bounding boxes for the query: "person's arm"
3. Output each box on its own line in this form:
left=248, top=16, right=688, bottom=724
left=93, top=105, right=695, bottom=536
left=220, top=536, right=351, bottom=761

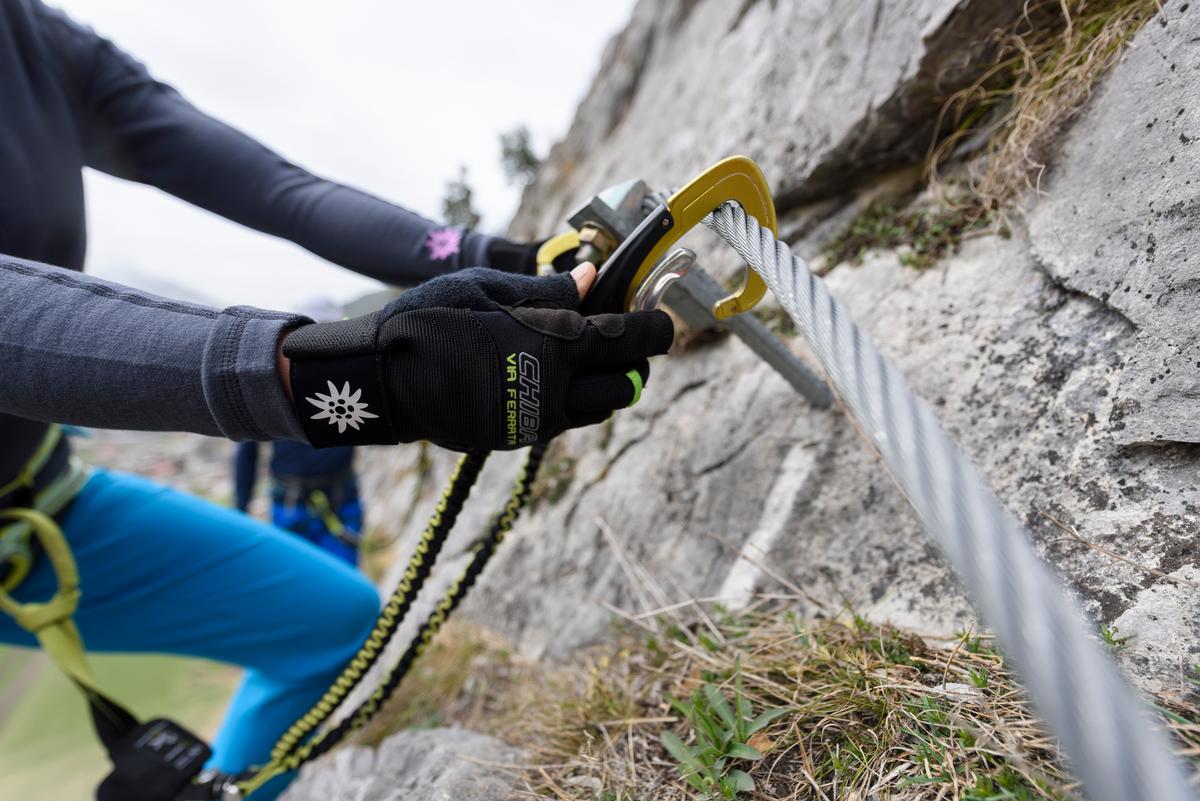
left=35, top=4, right=507, bottom=285
left=233, top=441, right=260, bottom=511
left=0, top=253, right=308, bottom=441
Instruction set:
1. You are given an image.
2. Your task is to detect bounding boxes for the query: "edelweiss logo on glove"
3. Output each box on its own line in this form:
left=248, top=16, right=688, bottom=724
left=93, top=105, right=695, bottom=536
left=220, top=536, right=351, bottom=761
left=306, top=380, right=379, bottom=433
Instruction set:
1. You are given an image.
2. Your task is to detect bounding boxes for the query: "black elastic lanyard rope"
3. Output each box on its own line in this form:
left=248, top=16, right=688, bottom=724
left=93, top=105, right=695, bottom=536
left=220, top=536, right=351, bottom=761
left=230, top=443, right=545, bottom=797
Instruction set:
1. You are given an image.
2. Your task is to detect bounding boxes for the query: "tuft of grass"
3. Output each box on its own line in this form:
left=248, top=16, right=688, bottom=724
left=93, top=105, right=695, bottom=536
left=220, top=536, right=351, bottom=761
left=660, top=664, right=791, bottom=799
left=357, top=604, right=1200, bottom=799
left=966, top=666, right=991, bottom=688
left=928, top=0, right=1161, bottom=215
left=823, top=1, right=1158, bottom=273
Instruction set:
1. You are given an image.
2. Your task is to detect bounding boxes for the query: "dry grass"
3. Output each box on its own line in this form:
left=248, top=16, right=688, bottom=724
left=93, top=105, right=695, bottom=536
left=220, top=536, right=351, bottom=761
left=822, top=0, right=1160, bottom=271
left=354, top=620, right=531, bottom=746
left=356, top=602, right=1199, bottom=800
left=928, top=0, right=1162, bottom=217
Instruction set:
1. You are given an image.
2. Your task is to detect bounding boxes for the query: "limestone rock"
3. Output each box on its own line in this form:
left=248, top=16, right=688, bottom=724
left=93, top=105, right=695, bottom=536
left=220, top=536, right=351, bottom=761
left=280, top=728, right=521, bottom=801
left=1028, top=6, right=1200, bottom=446
left=359, top=0, right=1199, bottom=699
left=511, top=0, right=1022, bottom=243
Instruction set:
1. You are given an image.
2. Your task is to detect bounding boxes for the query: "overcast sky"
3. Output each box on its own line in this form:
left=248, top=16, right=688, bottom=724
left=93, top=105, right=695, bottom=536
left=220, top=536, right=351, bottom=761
left=55, top=0, right=636, bottom=309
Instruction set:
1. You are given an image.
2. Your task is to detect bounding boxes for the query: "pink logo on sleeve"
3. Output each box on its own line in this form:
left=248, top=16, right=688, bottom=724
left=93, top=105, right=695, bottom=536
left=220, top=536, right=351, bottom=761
left=424, top=227, right=463, bottom=260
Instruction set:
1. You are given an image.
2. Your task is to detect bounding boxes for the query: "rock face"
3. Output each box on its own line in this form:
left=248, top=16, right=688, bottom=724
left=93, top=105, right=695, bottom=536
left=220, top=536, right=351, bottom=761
left=360, top=0, right=1200, bottom=707
left=281, top=728, right=521, bottom=801
left=512, top=0, right=1022, bottom=232
left=1027, top=10, right=1200, bottom=447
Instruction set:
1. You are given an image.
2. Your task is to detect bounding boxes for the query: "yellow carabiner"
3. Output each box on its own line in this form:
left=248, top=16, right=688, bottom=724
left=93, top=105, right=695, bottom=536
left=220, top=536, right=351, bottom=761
left=535, top=231, right=582, bottom=275
left=623, top=156, right=777, bottom=319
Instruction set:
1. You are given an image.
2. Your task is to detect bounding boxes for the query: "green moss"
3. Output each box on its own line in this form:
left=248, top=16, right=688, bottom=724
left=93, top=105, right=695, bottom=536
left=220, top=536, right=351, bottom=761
left=823, top=201, right=993, bottom=270
left=824, top=203, right=908, bottom=266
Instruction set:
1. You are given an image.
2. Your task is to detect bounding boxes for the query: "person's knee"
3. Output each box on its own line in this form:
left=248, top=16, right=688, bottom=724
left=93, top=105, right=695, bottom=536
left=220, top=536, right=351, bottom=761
left=317, top=570, right=380, bottom=661
left=285, top=572, right=378, bottom=684
left=342, top=573, right=381, bottom=642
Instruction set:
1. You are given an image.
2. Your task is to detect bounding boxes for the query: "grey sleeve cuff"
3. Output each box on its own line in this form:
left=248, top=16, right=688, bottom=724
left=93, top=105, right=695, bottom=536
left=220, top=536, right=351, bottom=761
left=0, top=255, right=316, bottom=442
left=202, top=306, right=313, bottom=442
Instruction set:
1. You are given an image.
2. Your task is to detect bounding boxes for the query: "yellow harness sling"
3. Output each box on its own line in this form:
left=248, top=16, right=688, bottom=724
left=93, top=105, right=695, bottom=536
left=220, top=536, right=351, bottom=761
left=0, top=427, right=214, bottom=801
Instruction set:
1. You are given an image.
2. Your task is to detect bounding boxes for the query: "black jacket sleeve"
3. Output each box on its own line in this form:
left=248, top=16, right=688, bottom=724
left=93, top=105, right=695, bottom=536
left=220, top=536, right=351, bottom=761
left=35, top=3, right=496, bottom=286
left=0, top=252, right=310, bottom=442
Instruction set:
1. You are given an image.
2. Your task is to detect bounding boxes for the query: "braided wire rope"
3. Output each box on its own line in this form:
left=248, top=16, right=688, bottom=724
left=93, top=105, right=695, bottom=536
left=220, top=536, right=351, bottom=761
left=704, top=200, right=1195, bottom=801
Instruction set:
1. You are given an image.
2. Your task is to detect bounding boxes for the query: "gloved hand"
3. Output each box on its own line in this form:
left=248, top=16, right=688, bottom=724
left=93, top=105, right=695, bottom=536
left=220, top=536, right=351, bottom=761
left=486, top=237, right=578, bottom=275
left=283, top=267, right=673, bottom=451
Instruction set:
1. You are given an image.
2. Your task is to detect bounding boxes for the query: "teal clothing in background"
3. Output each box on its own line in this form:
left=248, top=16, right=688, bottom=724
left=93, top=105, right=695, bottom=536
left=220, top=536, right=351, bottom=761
left=0, top=470, right=380, bottom=800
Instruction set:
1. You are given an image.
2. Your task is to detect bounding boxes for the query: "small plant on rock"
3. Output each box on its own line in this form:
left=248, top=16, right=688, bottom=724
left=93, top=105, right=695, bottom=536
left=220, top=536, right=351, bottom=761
left=659, top=665, right=791, bottom=799
left=1098, top=623, right=1134, bottom=654
left=967, top=666, right=990, bottom=688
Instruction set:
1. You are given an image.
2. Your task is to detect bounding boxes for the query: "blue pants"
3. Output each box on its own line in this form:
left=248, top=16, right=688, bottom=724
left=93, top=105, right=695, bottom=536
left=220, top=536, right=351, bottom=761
left=0, top=470, right=381, bottom=800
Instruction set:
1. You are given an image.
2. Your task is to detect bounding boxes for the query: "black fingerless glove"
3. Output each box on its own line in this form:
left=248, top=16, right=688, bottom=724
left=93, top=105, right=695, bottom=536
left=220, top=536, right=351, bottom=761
left=283, top=268, right=674, bottom=451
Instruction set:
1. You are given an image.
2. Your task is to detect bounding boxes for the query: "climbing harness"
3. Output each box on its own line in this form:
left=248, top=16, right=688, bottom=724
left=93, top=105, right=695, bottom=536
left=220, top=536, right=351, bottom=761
left=0, top=508, right=215, bottom=801
left=0, top=424, right=90, bottom=591
left=267, top=480, right=364, bottom=563
left=6, top=155, right=1191, bottom=801
left=0, top=427, right=214, bottom=801
left=262, top=468, right=365, bottom=561
left=303, top=489, right=360, bottom=551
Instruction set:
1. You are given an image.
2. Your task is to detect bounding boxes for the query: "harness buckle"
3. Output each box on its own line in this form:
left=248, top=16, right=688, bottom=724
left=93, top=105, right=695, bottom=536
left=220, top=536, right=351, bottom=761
left=97, top=719, right=213, bottom=801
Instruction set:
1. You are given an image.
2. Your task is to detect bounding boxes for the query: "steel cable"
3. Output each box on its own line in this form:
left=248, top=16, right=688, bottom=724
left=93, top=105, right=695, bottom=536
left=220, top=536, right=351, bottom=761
left=704, top=200, right=1195, bottom=801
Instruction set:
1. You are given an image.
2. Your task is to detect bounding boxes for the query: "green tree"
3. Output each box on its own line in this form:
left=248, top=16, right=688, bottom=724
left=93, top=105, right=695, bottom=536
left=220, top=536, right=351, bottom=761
left=499, top=125, right=541, bottom=185
left=441, top=165, right=481, bottom=229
